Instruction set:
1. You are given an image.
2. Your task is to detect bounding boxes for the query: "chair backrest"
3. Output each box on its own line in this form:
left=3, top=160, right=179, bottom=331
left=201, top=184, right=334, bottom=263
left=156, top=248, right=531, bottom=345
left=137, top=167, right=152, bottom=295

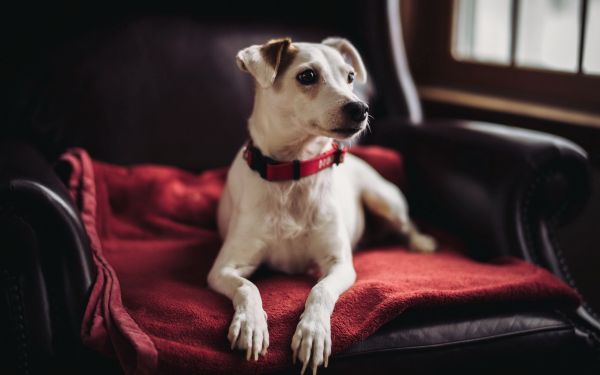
left=15, top=1, right=419, bottom=170
left=36, top=20, right=337, bottom=169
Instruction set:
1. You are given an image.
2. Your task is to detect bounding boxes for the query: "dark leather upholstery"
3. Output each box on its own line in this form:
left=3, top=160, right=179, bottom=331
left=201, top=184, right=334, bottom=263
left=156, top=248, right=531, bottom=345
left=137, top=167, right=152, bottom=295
left=1, top=1, right=599, bottom=373
left=35, top=18, right=374, bottom=171
left=0, top=141, right=96, bottom=374
left=330, top=307, right=597, bottom=374
left=38, top=20, right=305, bottom=170
left=372, top=118, right=590, bottom=261
left=372, top=119, right=600, bottom=348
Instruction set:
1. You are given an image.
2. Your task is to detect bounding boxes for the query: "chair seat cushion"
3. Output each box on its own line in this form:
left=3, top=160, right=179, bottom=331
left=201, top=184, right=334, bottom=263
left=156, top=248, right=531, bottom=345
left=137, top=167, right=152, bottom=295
left=60, top=146, right=579, bottom=375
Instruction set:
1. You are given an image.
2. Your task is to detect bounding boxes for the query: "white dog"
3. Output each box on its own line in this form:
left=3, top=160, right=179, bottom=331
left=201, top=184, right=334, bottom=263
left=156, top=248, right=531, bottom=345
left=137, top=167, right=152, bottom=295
left=208, top=37, right=436, bottom=374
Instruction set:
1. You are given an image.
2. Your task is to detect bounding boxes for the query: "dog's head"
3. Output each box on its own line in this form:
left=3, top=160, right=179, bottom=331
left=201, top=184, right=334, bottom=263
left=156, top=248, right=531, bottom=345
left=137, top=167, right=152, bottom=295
left=236, top=37, right=369, bottom=140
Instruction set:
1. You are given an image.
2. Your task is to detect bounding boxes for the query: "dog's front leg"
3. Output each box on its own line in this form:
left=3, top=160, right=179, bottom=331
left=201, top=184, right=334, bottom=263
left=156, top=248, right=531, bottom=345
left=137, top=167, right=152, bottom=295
left=208, top=236, right=269, bottom=361
left=292, top=257, right=356, bottom=374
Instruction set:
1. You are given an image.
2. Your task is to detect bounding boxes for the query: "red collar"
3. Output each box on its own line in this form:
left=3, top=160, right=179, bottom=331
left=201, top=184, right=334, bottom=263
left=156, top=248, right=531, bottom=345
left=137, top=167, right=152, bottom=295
left=243, top=140, right=347, bottom=181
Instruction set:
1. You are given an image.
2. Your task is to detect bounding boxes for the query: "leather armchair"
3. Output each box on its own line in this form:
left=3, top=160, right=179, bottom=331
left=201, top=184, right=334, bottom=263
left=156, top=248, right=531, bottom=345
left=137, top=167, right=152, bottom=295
left=1, top=1, right=598, bottom=373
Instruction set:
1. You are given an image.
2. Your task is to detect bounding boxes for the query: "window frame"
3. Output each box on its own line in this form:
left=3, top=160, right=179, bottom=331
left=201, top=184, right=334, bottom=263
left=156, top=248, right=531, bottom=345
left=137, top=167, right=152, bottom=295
left=403, top=0, right=600, bottom=119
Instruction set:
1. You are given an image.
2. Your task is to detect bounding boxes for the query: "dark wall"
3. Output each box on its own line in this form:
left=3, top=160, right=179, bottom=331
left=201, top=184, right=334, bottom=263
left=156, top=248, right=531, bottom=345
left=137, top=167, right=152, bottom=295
left=0, top=0, right=376, bottom=163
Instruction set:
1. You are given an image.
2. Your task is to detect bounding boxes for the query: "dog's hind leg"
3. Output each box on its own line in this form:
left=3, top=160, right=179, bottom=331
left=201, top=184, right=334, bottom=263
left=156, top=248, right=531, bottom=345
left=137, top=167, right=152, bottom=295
left=207, top=230, right=269, bottom=361
left=356, top=159, right=437, bottom=252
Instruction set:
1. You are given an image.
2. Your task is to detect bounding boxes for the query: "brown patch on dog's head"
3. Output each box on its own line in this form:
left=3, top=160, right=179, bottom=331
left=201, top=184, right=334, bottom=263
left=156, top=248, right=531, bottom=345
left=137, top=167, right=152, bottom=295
left=236, top=37, right=298, bottom=88
left=276, top=44, right=299, bottom=78
left=260, top=38, right=298, bottom=82
left=260, top=38, right=291, bottom=69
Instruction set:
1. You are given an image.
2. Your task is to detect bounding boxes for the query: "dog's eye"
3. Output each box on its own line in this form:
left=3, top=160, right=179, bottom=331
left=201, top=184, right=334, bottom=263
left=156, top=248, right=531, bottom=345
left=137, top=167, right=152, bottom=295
left=347, top=72, right=355, bottom=84
left=297, top=69, right=318, bottom=85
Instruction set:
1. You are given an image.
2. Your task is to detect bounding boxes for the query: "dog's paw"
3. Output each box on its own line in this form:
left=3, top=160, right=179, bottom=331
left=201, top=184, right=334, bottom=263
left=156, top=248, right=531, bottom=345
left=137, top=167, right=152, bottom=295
left=410, top=233, right=437, bottom=253
left=291, top=309, right=331, bottom=375
left=228, top=306, right=269, bottom=361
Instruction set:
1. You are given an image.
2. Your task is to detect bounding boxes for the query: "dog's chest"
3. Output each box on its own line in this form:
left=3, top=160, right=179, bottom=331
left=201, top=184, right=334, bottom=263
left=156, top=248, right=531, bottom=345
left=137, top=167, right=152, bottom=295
left=265, top=236, right=315, bottom=274
left=259, top=180, right=332, bottom=274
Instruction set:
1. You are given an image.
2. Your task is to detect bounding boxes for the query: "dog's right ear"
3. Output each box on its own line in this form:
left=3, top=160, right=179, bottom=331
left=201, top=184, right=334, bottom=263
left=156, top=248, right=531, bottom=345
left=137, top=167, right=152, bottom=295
left=236, top=38, right=293, bottom=88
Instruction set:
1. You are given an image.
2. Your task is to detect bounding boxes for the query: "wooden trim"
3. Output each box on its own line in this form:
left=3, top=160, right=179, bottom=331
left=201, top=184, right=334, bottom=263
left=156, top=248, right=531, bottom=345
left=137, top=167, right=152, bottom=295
left=419, top=85, right=600, bottom=129
left=578, top=0, right=589, bottom=73
left=509, top=0, right=519, bottom=66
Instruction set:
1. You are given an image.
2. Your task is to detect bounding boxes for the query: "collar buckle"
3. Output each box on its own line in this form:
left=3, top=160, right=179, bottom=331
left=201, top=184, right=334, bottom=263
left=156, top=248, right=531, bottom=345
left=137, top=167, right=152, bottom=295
left=333, top=142, right=345, bottom=165
left=246, top=143, right=269, bottom=179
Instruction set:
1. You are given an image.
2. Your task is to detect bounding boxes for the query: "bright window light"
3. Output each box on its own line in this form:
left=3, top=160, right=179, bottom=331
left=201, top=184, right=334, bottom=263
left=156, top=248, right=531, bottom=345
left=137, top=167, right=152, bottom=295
left=583, top=0, right=600, bottom=74
left=515, top=0, right=582, bottom=72
left=453, top=0, right=513, bottom=65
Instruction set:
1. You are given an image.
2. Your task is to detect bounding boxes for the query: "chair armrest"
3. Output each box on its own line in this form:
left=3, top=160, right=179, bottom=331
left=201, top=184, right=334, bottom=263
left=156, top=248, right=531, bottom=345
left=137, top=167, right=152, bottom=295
left=374, top=118, right=590, bottom=259
left=373, top=118, right=599, bottom=332
left=0, top=140, right=95, bottom=371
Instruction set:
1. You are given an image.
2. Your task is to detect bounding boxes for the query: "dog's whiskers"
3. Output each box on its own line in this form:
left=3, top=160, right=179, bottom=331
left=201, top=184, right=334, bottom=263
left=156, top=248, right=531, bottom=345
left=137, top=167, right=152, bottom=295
left=364, top=114, right=374, bottom=135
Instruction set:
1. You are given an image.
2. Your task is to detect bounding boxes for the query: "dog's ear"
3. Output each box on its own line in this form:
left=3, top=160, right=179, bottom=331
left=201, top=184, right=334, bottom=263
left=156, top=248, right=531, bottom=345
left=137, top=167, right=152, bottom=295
left=236, top=38, right=293, bottom=88
left=322, top=37, right=367, bottom=84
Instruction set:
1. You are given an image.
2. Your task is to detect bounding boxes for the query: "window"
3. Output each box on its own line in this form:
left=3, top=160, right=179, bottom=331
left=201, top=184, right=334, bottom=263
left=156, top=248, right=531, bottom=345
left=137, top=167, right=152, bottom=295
left=583, top=0, right=600, bottom=74
left=403, top=0, right=600, bottom=123
left=454, top=0, right=600, bottom=75
left=453, top=0, right=513, bottom=64
left=516, top=0, right=581, bottom=72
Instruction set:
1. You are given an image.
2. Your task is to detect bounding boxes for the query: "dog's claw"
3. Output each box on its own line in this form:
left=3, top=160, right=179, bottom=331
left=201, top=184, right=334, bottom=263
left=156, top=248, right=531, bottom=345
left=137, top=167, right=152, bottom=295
left=228, top=320, right=240, bottom=350
left=324, top=334, right=331, bottom=368
left=228, top=307, right=269, bottom=361
left=252, top=331, right=262, bottom=361
left=262, top=332, right=269, bottom=356
left=291, top=329, right=302, bottom=365
left=292, top=310, right=331, bottom=375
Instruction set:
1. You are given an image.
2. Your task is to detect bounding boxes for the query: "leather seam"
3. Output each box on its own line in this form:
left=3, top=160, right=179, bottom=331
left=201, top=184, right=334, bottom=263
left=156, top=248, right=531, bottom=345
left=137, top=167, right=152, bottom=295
left=519, top=167, right=600, bottom=324
left=547, top=216, right=600, bottom=324
left=522, top=166, right=600, bottom=328
left=0, top=204, right=31, bottom=375
left=0, top=269, right=31, bottom=375
left=519, top=168, right=543, bottom=264
left=337, top=324, right=571, bottom=358
left=556, top=310, right=600, bottom=361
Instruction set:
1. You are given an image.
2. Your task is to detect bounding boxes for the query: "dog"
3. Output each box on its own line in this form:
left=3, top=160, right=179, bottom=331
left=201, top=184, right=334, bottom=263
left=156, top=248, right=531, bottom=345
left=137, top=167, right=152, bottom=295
left=207, top=37, right=436, bottom=374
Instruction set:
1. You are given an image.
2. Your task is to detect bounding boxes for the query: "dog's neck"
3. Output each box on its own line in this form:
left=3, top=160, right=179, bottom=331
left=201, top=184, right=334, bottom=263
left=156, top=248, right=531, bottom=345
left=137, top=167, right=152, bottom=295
left=248, top=93, right=333, bottom=162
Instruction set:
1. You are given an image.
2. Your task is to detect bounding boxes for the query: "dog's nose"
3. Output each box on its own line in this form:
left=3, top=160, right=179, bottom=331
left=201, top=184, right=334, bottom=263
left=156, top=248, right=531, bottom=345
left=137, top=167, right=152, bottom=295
left=342, top=101, right=369, bottom=122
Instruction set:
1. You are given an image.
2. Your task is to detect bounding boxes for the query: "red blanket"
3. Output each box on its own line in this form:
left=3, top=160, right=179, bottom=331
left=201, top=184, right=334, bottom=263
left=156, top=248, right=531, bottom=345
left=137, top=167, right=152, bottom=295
left=61, top=147, right=578, bottom=375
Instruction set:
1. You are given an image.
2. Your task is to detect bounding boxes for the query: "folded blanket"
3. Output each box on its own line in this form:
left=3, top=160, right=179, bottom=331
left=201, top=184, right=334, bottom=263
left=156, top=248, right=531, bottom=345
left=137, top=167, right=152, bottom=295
left=61, top=147, right=579, bottom=375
